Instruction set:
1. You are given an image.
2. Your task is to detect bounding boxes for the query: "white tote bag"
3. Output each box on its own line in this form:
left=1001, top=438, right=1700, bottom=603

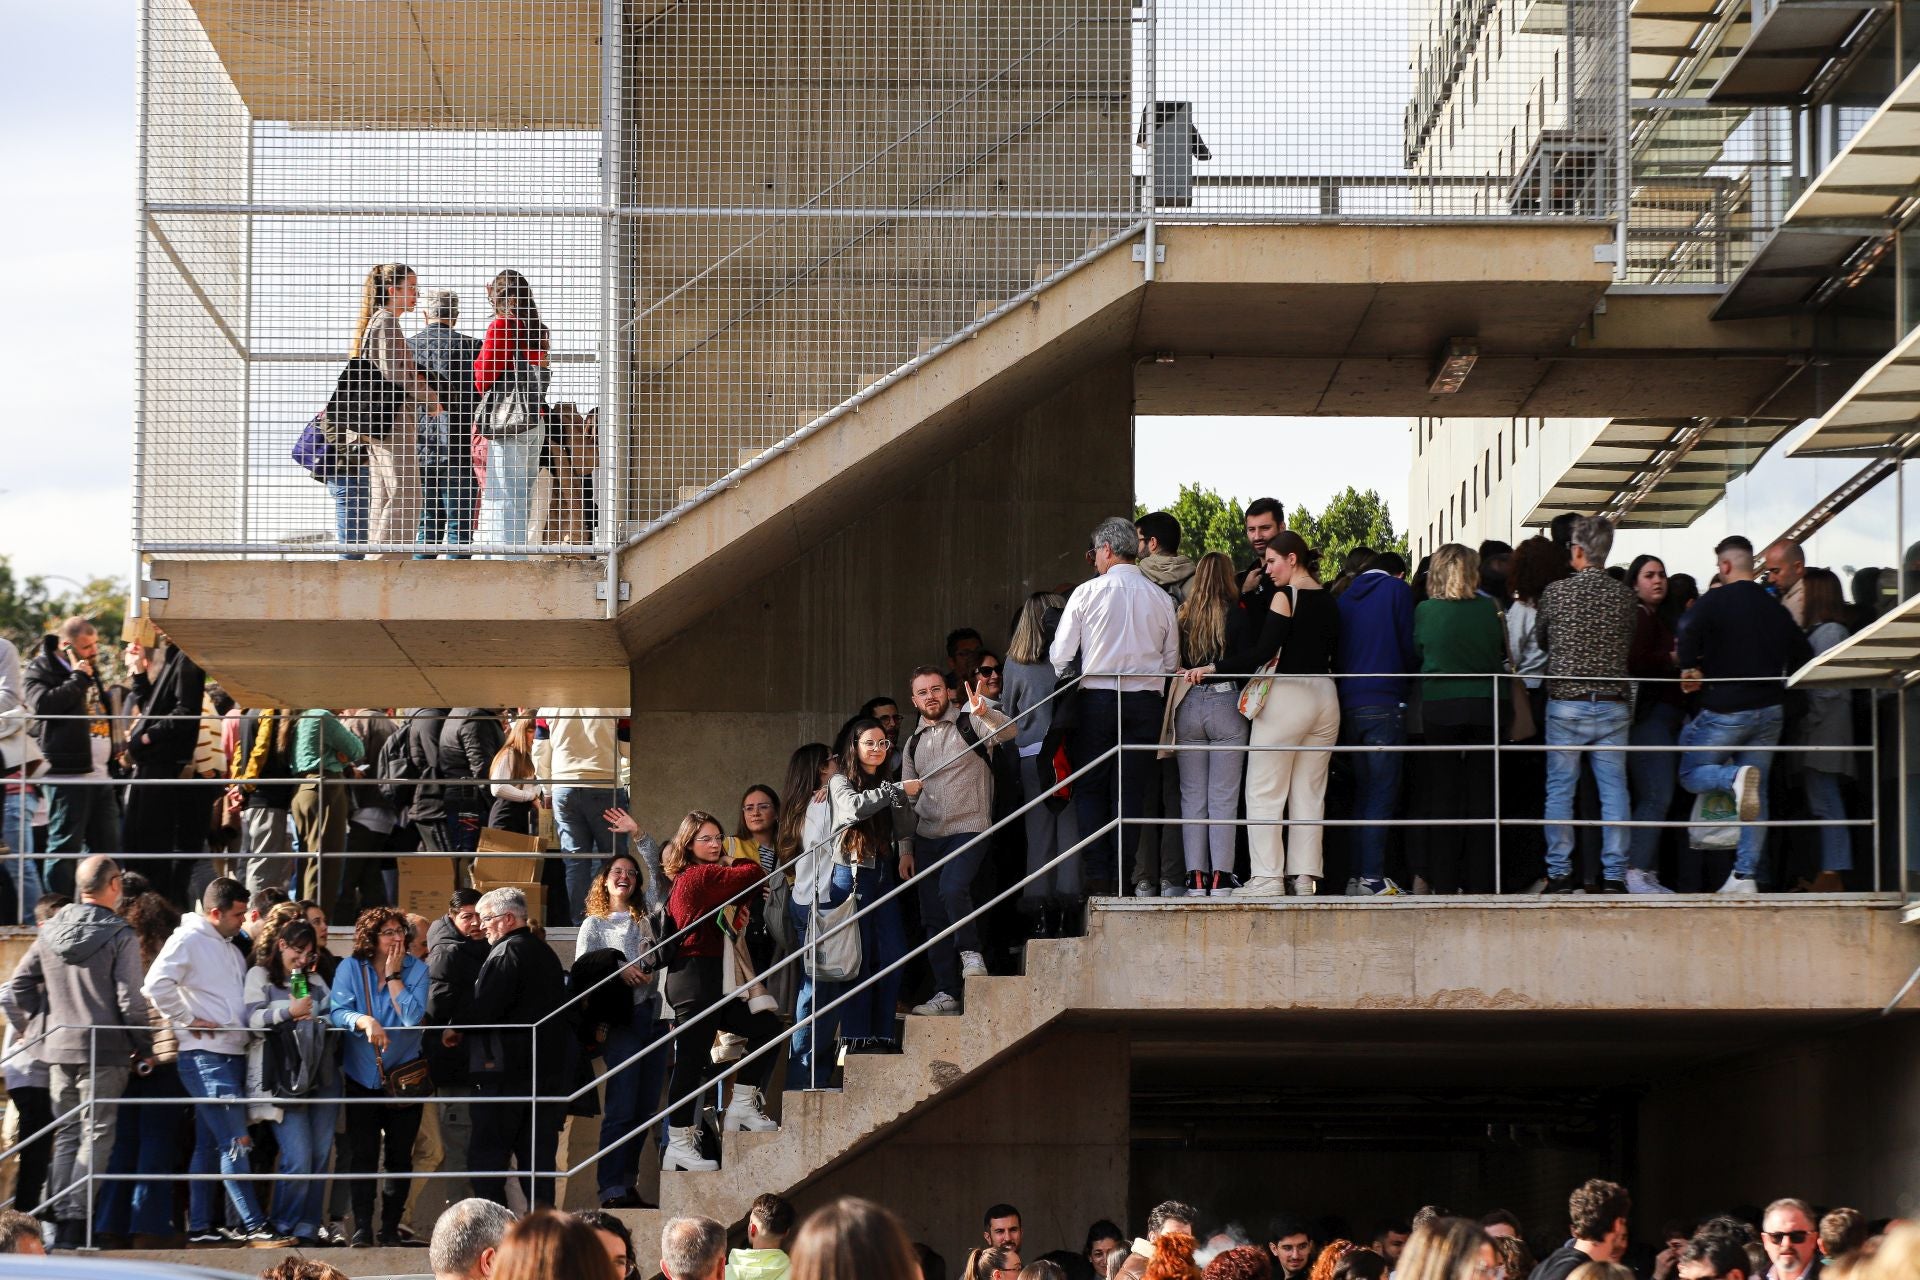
left=805, top=890, right=863, bottom=983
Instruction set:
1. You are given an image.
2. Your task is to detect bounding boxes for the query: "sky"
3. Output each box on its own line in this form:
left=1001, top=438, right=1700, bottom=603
left=1135, top=417, right=1412, bottom=533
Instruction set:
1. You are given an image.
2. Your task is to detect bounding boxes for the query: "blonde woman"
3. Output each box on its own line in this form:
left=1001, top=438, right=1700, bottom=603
left=1412, top=543, right=1505, bottom=894
left=1207, top=531, right=1341, bottom=897
left=1002, top=591, right=1080, bottom=934
left=1173, top=553, right=1252, bottom=896
left=349, top=264, right=440, bottom=559
left=487, top=714, right=538, bottom=834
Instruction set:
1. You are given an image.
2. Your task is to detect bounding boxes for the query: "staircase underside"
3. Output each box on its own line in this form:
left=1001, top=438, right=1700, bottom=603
left=149, top=222, right=1882, bottom=707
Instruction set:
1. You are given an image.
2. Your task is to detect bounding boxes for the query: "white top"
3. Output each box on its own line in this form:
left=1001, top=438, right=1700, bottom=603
left=490, top=752, right=538, bottom=803
left=788, top=795, right=837, bottom=907
left=1507, top=600, right=1548, bottom=690
left=1049, top=563, right=1180, bottom=693
left=143, top=912, right=251, bottom=1057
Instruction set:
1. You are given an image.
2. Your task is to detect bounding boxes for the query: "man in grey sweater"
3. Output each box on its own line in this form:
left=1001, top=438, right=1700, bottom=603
left=900, top=667, right=1013, bottom=1016
left=1, top=856, right=152, bottom=1248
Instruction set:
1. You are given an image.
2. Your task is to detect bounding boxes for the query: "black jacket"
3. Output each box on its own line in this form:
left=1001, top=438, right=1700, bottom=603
left=1529, top=1246, right=1592, bottom=1280
left=126, top=648, right=207, bottom=774
left=402, top=708, right=449, bottom=825
left=425, top=912, right=489, bottom=1084
left=23, top=635, right=106, bottom=776
left=234, top=710, right=296, bottom=810
left=468, top=926, right=573, bottom=1092
left=438, top=709, right=503, bottom=811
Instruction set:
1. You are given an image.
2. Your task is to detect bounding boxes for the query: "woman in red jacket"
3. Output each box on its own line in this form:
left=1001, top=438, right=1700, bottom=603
left=657, top=809, right=783, bottom=1172
left=472, top=269, right=549, bottom=558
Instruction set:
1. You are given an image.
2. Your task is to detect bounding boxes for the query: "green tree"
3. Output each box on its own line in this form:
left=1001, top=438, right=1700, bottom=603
left=1135, top=484, right=1252, bottom=565
left=0, top=557, right=127, bottom=655
left=1290, top=487, right=1409, bottom=574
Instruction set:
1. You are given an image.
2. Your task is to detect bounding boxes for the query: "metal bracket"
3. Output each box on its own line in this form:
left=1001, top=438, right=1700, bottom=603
left=1131, top=243, right=1166, bottom=263
left=594, top=581, right=631, bottom=603
left=142, top=578, right=170, bottom=601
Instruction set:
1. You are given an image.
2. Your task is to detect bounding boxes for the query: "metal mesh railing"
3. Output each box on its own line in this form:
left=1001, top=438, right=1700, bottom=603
left=138, top=0, right=1632, bottom=560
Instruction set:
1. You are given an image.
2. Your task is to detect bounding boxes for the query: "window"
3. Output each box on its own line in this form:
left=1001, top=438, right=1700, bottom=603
left=1497, top=434, right=1504, bottom=479
left=1483, top=450, right=1491, bottom=496
left=1472, top=468, right=1479, bottom=512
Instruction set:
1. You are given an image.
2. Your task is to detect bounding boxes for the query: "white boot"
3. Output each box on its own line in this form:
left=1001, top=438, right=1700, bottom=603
left=723, top=1085, right=778, bottom=1133
left=662, top=1126, right=717, bottom=1172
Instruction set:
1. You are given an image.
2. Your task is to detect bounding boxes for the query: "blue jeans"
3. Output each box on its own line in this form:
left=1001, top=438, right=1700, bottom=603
left=325, top=467, right=369, bottom=560
left=476, top=425, right=544, bottom=558
left=92, top=1064, right=183, bottom=1238
left=788, top=865, right=857, bottom=1090
left=1, top=786, right=40, bottom=923
left=915, top=831, right=989, bottom=997
left=415, top=431, right=476, bottom=556
left=596, top=1010, right=668, bottom=1197
left=270, top=1093, right=341, bottom=1238
left=1803, top=769, right=1852, bottom=873
left=1341, top=703, right=1405, bottom=881
left=1628, top=702, right=1682, bottom=874
left=1679, top=705, right=1785, bottom=879
left=177, top=1050, right=265, bottom=1232
left=554, top=786, right=623, bottom=924
left=1545, top=699, right=1633, bottom=880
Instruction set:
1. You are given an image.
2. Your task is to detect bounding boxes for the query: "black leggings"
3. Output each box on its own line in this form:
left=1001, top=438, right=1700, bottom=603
left=662, top=956, right=782, bottom=1126
left=1417, top=708, right=1496, bottom=895
left=342, top=1080, right=420, bottom=1234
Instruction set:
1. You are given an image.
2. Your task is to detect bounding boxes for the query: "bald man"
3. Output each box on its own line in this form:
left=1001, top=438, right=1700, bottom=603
left=1, top=856, right=153, bottom=1248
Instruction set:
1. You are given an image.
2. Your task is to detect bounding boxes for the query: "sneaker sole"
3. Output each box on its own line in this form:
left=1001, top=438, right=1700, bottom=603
left=1735, top=768, right=1762, bottom=822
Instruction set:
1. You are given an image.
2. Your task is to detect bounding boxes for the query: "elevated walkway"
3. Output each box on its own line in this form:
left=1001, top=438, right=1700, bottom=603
left=80, top=896, right=1920, bottom=1276
left=149, top=222, right=1879, bottom=711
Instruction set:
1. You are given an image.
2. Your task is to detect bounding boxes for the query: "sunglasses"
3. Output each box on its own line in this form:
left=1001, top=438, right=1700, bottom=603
left=1764, top=1233, right=1810, bottom=1246
left=977, top=665, right=1002, bottom=677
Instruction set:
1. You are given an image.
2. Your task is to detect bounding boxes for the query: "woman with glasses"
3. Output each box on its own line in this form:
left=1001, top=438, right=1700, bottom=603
left=780, top=742, right=843, bottom=1090
left=658, top=810, right=785, bottom=1172
left=826, top=719, right=921, bottom=1054
left=326, top=907, right=429, bottom=1245
left=244, top=917, right=339, bottom=1247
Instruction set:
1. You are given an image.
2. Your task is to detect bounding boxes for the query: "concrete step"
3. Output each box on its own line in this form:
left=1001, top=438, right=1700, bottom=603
left=80, top=1244, right=428, bottom=1276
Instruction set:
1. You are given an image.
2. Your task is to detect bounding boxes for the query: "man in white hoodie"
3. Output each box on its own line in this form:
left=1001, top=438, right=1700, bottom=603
left=143, top=876, right=290, bottom=1247
left=532, top=708, right=630, bottom=923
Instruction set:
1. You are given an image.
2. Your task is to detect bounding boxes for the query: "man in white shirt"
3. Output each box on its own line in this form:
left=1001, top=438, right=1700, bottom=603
left=143, top=877, right=290, bottom=1247
left=1050, top=517, right=1180, bottom=898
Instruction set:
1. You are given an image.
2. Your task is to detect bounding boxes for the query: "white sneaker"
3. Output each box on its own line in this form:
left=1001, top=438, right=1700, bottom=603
left=723, top=1088, right=778, bottom=1133
left=1733, top=764, right=1763, bottom=822
left=1716, top=873, right=1759, bottom=894
left=1233, top=876, right=1288, bottom=897
left=1291, top=875, right=1318, bottom=896
left=1625, top=868, right=1675, bottom=895
left=1343, top=877, right=1363, bottom=897
left=912, top=991, right=961, bottom=1016
left=959, top=951, right=989, bottom=979
left=662, top=1126, right=718, bottom=1172
left=1160, top=879, right=1186, bottom=899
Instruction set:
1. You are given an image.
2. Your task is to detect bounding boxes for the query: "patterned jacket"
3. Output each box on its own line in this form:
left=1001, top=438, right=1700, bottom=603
left=1537, top=567, right=1637, bottom=702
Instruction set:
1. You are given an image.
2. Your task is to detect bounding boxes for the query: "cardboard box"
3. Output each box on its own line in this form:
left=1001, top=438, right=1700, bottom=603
left=469, top=878, right=545, bottom=923
left=475, top=827, right=543, bottom=883
left=398, top=858, right=459, bottom=919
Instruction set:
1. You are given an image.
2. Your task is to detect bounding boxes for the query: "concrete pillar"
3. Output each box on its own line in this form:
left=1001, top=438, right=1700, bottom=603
left=792, top=1029, right=1131, bottom=1271
left=627, top=356, right=1132, bottom=841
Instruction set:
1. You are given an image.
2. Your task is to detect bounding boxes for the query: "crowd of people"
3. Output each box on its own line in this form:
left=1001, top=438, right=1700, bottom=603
left=0, top=498, right=1882, bottom=1247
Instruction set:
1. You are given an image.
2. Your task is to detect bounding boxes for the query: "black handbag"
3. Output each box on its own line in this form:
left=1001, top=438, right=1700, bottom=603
left=326, top=356, right=408, bottom=441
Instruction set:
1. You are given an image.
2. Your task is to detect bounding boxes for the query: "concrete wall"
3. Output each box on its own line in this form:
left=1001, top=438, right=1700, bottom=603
left=626, top=356, right=1132, bottom=841
left=1636, top=1014, right=1920, bottom=1224
left=794, top=1029, right=1131, bottom=1274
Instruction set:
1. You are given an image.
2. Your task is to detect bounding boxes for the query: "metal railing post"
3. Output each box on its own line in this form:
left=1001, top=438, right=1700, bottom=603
left=1492, top=672, right=1503, bottom=895
left=84, top=1025, right=96, bottom=1249
left=1114, top=680, right=1124, bottom=893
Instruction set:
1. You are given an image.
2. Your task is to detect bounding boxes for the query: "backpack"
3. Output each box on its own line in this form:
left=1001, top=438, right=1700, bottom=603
left=377, top=724, right=424, bottom=809
left=908, top=714, right=992, bottom=777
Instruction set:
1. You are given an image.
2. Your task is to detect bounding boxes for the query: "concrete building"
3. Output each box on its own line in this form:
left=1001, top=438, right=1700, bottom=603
left=98, top=0, right=1920, bottom=1272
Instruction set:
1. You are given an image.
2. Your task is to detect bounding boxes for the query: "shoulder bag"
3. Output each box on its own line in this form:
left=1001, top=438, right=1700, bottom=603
left=805, top=884, right=862, bottom=983
left=326, top=356, right=408, bottom=441
left=360, top=964, right=433, bottom=1103
left=476, top=357, right=550, bottom=441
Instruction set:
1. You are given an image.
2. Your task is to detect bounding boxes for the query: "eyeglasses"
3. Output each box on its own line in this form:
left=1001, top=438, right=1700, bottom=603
left=479, top=913, right=507, bottom=925
left=378, top=927, right=408, bottom=938
left=1764, top=1233, right=1810, bottom=1246
left=861, top=738, right=894, bottom=751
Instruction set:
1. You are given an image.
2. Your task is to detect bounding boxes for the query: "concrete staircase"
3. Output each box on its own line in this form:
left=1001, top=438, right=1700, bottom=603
left=618, top=932, right=1084, bottom=1273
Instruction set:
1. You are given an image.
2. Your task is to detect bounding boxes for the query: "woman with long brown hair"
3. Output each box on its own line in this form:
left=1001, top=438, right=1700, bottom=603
left=1203, top=531, right=1341, bottom=896
left=780, top=742, right=845, bottom=1090
left=1798, top=565, right=1857, bottom=890
left=824, top=719, right=921, bottom=1052
left=244, top=918, right=339, bottom=1245
left=493, top=1208, right=619, bottom=1280
left=658, top=809, right=784, bottom=1171
left=324, top=907, right=428, bottom=1244
left=487, top=713, right=538, bottom=834
left=1003, top=591, right=1080, bottom=936
left=1174, top=551, right=1253, bottom=896
left=349, top=263, right=440, bottom=559
left=472, top=269, right=551, bottom=556
left=789, top=1196, right=923, bottom=1280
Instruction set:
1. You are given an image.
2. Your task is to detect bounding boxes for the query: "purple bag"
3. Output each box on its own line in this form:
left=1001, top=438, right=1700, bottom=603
left=291, top=414, right=337, bottom=481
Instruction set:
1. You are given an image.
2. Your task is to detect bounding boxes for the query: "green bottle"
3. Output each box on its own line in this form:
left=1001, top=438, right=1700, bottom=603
left=290, top=967, right=309, bottom=1000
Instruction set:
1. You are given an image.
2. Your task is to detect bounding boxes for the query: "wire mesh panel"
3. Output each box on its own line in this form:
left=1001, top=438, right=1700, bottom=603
left=140, top=0, right=1639, bottom=558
